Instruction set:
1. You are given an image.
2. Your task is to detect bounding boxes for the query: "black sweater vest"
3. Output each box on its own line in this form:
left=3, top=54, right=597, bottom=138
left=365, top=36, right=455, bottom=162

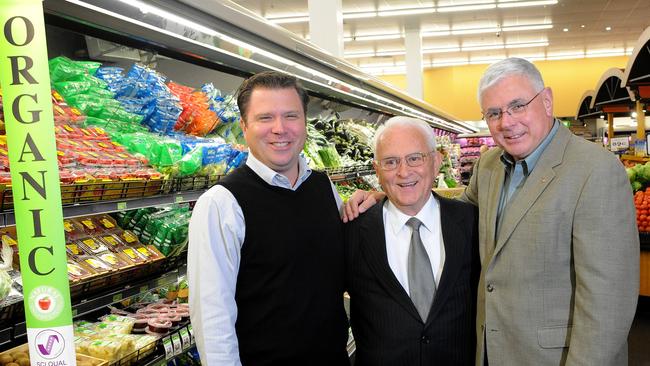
left=218, top=165, right=349, bottom=366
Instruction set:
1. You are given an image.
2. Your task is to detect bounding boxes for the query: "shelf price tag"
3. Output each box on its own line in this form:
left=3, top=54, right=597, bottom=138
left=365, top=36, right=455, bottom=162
left=139, top=285, right=149, bottom=293
left=187, top=324, right=194, bottom=342
left=175, top=195, right=184, bottom=203
left=162, top=336, right=174, bottom=360
left=180, top=327, right=191, bottom=350
left=112, top=293, right=123, bottom=303
left=610, top=136, right=629, bottom=151
left=171, top=332, right=183, bottom=356
left=117, top=202, right=127, bottom=210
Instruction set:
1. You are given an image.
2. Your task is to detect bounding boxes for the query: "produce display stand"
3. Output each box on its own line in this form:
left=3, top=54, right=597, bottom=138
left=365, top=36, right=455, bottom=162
left=0, top=0, right=471, bottom=363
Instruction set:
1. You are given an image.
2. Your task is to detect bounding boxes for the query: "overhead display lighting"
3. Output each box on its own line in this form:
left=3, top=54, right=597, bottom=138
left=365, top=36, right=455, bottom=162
left=437, top=4, right=497, bottom=12
left=378, top=7, right=436, bottom=17
left=423, top=46, right=462, bottom=54
left=265, top=0, right=558, bottom=23
left=502, top=24, right=553, bottom=32
left=497, top=0, right=558, bottom=8
left=505, top=41, right=549, bottom=49
left=342, top=11, right=378, bottom=20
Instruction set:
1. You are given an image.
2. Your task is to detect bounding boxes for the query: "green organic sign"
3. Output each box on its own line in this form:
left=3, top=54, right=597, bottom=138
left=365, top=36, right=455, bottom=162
left=0, top=0, right=75, bottom=364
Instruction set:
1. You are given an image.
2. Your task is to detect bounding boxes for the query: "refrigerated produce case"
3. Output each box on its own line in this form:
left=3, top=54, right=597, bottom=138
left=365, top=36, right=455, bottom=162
left=0, top=0, right=474, bottom=363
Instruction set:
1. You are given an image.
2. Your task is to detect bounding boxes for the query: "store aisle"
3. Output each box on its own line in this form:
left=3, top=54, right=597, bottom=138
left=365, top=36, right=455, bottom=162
left=629, top=296, right=650, bottom=366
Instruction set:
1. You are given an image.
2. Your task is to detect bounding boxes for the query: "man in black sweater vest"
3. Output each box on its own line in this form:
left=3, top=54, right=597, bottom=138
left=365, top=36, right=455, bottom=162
left=188, top=72, right=349, bottom=366
left=345, top=117, right=479, bottom=366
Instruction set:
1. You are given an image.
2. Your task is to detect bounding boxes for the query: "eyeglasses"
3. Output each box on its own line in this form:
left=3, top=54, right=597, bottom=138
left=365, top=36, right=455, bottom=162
left=482, top=88, right=544, bottom=123
left=375, top=151, right=436, bottom=171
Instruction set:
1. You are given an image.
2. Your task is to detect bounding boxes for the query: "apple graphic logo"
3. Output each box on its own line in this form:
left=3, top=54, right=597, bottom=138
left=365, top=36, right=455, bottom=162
left=38, top=296, right=51, bottom=311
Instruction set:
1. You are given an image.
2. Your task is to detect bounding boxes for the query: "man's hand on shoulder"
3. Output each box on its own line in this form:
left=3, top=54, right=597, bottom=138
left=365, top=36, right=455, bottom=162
left=342, top=190, right=385, bottom=222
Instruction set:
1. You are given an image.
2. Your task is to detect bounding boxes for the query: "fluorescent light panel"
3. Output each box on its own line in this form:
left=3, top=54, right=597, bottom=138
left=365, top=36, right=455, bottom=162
left=438, top=4, right=497, bottom=12
left=378, top=7, right=435, bottom=16
left=498, top=0, right=558, bottom=8
left=265, top=0, right=558, bottom=23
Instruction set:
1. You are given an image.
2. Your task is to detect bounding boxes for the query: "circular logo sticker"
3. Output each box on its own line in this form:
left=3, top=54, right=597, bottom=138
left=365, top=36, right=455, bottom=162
left=28, top=286, right=64, bottom=321
left=34, top=329, right=65, bottom=359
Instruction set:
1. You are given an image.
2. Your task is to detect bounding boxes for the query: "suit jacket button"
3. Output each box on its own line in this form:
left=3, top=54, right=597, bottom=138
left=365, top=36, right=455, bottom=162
left=421, top=335, right=430, bottom=344
left=487, top=284, right=494, bottom=292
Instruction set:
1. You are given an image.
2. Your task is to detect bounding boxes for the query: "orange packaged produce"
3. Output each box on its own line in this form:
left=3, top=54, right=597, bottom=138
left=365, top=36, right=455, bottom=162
left=633, top=188, right=650, bottom=232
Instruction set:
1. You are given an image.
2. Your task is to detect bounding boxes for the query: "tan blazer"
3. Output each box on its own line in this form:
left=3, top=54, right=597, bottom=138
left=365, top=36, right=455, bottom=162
left=462, top=124, right=639, bottom=366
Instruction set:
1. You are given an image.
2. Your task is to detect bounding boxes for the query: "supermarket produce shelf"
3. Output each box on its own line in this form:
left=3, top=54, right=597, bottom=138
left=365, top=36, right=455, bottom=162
left=0, top=189, right=205, bottom=226
left=0, top=165, right=377, bottom=226
left=8, top=263, right=186, bottom=344
left=326, top=164, right=375, bottom=182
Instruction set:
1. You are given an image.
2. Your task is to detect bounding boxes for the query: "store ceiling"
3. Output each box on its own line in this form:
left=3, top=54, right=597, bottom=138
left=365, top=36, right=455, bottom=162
left=230, top=0, right=650, bottom=74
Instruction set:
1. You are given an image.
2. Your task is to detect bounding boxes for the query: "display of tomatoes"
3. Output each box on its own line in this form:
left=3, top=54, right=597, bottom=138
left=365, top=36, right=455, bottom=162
left=634, top=189, right=650, bottom=232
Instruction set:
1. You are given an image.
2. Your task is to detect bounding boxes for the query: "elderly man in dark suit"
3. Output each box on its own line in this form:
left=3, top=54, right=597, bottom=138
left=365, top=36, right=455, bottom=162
left=345, top=116, right=479, bottom=366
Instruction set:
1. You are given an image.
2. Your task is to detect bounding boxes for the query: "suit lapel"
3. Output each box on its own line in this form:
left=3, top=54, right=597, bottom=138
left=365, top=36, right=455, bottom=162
left=485, top=159, right=504, bottom=257
left=360, top=200, right=422, bottom=322
left=425, top=194, right=466, bottom=327
left=492, top=125, right=570, bottom=257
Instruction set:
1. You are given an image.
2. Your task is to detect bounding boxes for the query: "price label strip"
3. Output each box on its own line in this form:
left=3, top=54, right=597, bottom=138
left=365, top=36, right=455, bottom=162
left=180, top=327, right=191, bottom=350
left=188, top=324, right=194, bottom=343
left=162, top=336, right=174, bottom=360
left=171, top=332, right=183, bottom=356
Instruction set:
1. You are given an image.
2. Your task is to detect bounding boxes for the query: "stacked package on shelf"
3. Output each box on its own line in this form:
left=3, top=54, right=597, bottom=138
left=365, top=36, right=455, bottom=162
left=114, top=205, right=189, bottom=257
left=94, top=64, right=247, bottom=179
left=74, top=314, right=158, bottom=363
left=202, top=83, right=243, bottom=145
left=64, top=214, right=165, bottom=281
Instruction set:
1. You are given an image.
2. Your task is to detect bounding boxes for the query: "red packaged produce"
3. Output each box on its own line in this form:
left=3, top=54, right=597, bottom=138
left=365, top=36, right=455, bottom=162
left=77, top=216, right=106, bottom=235
left=95, top=214, right=118, bottom=232
left=63, top=219, right=87, bottom=241
left=96, top=250, right=132, bottom=269
left=77, top=255, right=113, bottom=273
left=66, top=241, right=86, bottom=257
left=98, top=233, right=126, bottom=251
left=78, top=236, right=109, bottom=255
left=118, top=246, right=148, bottom=264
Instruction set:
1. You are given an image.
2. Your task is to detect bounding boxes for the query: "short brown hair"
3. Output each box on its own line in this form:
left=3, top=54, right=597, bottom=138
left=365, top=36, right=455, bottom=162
left=236, top=71, right=309, bottom=122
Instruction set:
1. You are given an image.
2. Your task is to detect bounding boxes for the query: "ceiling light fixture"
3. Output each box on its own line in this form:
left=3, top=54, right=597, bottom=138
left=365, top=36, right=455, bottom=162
left=504, top=41, right=549, bottom=49
left=267, top=16, right=310, bottom=24
left=462, top=43, right=505, bottom=51
left=344, top=51, right=376, bottom=59
left=342, top=11, right=378, bottom=20
left=452, top=27, right=500, bottom=35
left=423, top=46, right=462, bottom=54
left=346, top=33, right=403, bottom=42
left=378, top=7, right=436, bottom=17
left=497, top=0, right=558, bottom=8
left=437, top=4, right=497, bottom=12
left=502, top=24, right=553, bottom=32
left=605, top=26, right=612, bottom=31
left=375, top=50, right=406, bottom=57
left=421, top=30, right=452, bottom=37
left=563, top=28, right=568, bottom=32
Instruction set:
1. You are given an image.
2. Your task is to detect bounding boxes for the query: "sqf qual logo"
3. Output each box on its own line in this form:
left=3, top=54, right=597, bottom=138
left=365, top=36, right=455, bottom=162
left=34, top=329, right=65, bottom=360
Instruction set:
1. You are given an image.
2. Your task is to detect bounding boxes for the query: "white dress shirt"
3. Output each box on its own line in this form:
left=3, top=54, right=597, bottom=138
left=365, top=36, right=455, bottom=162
left=382, top=194, right=446, bottom=295
left=187, top=152, right=343, bottom=366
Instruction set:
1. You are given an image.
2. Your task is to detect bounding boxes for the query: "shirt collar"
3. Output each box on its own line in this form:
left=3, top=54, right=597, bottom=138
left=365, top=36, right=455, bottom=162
left=500, top=119, right=560, bottom=176
left=384, top=193, right=438, bottom=235
left=245, top=151, right=312, bottom=188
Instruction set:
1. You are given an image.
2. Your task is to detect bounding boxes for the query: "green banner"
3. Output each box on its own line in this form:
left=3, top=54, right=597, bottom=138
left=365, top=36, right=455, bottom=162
left=0, top=0, right=75, bottom=364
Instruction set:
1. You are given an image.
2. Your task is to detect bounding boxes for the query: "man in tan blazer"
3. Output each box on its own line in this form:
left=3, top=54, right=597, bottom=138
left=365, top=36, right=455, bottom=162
left=461, top=57, right=639, bottom=365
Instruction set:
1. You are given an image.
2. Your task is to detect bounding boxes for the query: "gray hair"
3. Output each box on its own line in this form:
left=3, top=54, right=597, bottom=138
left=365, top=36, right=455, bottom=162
left=372, top=116, right=436, bottom=158
left=477, top=57, right=545, bottom=102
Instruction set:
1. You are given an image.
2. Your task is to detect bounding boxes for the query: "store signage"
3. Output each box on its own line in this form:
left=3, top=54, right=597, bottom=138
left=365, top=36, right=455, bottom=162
left=610, top=136, right=629, bottom=151
left=0, top=1, right=76, bottom=365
